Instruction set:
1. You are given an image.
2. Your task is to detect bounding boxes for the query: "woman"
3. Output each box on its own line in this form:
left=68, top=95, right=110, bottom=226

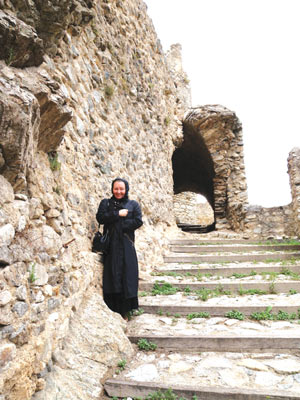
left=96, top=178, right=143, bottom=320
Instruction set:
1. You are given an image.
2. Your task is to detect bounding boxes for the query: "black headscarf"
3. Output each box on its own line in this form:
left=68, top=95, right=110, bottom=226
left=111, top=177, right=129, bottom=202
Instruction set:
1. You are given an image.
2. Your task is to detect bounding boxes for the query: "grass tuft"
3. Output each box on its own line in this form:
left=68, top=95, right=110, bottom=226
left=137, top=338, right=157, bottom=351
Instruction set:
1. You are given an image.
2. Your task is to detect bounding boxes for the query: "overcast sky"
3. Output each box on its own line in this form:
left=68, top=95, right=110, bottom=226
left=144, top=0, right=300, bottom=207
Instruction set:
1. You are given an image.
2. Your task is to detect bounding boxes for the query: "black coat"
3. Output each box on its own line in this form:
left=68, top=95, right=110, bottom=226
left=96, top=197, right=143, bottom=299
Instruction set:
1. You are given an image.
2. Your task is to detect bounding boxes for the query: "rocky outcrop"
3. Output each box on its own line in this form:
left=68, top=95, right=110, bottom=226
left=0, top=66, right=72, bottom=191
left=0, top=10, right=44, bottom=68
left=176, top=105, right=248, bottom=231
left=0, top=74, right=40, bottom=191
left=32, top=291, right=133, bottom=400
left=1, top=0, right=94, bottom=57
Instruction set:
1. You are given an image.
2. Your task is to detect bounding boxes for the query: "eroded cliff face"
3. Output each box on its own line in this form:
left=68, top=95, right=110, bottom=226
left=0, top=1, right=187, bottom=398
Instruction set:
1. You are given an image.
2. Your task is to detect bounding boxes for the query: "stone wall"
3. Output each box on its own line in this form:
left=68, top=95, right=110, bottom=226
left=173, top=192, right=214, bottom=225
left=0, top=1, right=188, bottom=398
left=244, top=204, right=294, bottom=238
left=173, top=191, right=295, bottom=238
left=243, top=148, right=299, bottom=239
left=288, top=148, right=300, bottom=236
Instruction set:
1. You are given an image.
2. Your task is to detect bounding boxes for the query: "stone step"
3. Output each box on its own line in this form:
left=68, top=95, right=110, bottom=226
left=140, top=280, right=300, bottom=294
left=128, top=334, right=300, bottom=352
left=105, top=378, right=300, bottom=400
left=106, top=235, right=300, bottom=399
left=170, top=239, right=299, bottom=245
left=157, top=264, right=300, bottom=277
left=138, top=303, right=300, bottom=317
left=164, top=252, right=300, bottom=263
left=127, top=314, right=300, bottom=338
left=178, top=223, right=215, bottom=233
left=170, top=245, right=300, bottom=253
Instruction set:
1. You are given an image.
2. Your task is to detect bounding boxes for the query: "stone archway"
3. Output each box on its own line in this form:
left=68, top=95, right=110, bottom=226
left=173, top=105, right=249, bottom=231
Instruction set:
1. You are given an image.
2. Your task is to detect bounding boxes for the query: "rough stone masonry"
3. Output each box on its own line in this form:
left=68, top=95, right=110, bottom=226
left=0, top=0, right=186, bottom=398
left=0, top=0, right=299, bottom=399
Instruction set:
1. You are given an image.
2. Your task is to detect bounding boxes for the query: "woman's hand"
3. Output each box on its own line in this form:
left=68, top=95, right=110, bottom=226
left=119, top=209, right=128, bottom=217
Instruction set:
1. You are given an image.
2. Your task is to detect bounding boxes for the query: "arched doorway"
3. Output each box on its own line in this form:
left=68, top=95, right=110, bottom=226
left=173, top=105, right=248, bottom=231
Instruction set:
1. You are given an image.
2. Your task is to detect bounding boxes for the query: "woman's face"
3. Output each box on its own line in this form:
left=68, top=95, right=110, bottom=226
left=113, top=181, right=126, bottom=199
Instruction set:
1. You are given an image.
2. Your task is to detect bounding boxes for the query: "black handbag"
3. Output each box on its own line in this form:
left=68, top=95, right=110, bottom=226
left=92, top=228, right=110, bottom=254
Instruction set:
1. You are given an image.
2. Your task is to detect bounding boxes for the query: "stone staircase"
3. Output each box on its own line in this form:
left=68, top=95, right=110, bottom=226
left=104, top=237, right=300, bottom=399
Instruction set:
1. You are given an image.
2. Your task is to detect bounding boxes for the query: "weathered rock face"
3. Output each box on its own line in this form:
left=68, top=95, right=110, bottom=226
left=0, top=0, right=188, bottom=398
left=174, top=105, right=248, bottom=231
left=288, top=148, right=300, bottom=236
left=0, top=10, right=44, bottom=68
left=0, top=75, right=40, bottom=191
left=166, top=43, right=191, bottom=112
left=173, top=192, right=214, bottom=225
left=1, top=0, right=94, bottom=58
left=0, top=68, right=72, bottom=190
left=31, top=291, right=133, bottom=400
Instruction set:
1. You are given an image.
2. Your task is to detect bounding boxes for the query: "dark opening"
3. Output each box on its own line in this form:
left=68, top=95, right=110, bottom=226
left=172, top=121, right=216, bottom=232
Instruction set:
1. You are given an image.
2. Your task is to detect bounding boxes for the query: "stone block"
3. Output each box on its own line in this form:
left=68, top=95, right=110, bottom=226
left=29, top=198, right=44, bottom=219
left=0, top=175, right=14, bottom=205
left=0, top=304, right=14, bottom=325
left=30, top=303, right=47, bottom=323
left=16, top=285, right=27, bottom=301
left=0, top=224, right=15, bottom=246
left=0, top=290, right=12, bottom=306
left=29, top=263, right=48, bottom=286
left=9, top=323, right=29, bottom=346
left=264, top=359, right=300, bottom=374
left=17, top=215, right=27, bottom=232
left=15, top=194, right=28, bottom=201
left=45, top=209, right=60, bottom=219
left=0, top=209, right=8, bottom=226
left=31, top=290, right=45, bottom=303
left=0, top=343, right=16, bottom=369
left=12, top=301, right=29, bottom=317
left=3, top=262, right=27, bottom=287
left=26, top=225, right=62, bottom=256
left=47, top=298, right=60, bottom=312
left=0, top=324, right=14, bottom=339
left=0, top=246, right=13, bottom=266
